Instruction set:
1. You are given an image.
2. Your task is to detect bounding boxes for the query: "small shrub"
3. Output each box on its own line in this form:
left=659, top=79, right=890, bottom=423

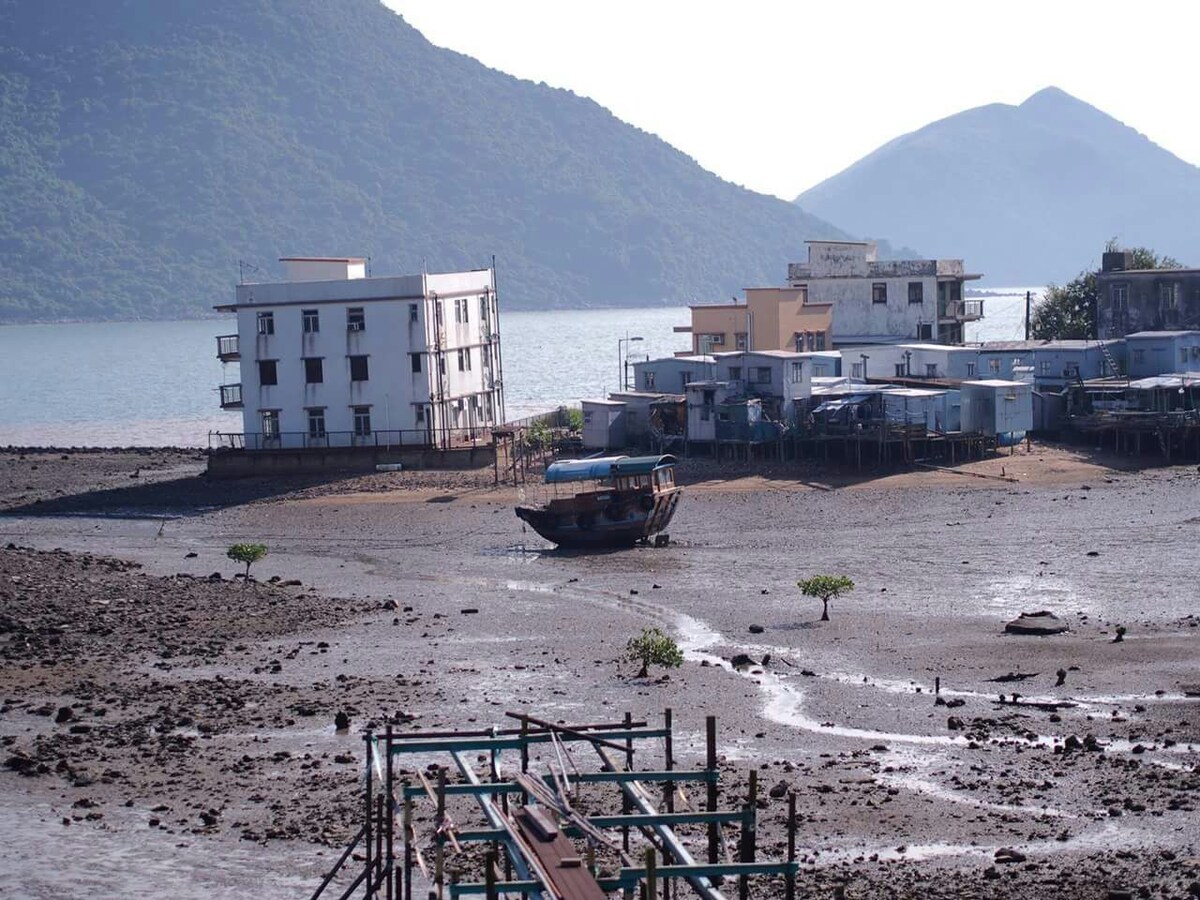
left=625, top=626, right=683, bottom=678
left=227, top=542, right=268, bottom=578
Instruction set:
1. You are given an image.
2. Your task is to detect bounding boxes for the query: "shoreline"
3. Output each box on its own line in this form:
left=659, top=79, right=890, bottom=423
left=1, top=447, right=1198, bottom=898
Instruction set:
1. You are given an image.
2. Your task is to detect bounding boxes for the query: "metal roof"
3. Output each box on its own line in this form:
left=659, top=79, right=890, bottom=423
left=612, top=455, right=677, bottom=476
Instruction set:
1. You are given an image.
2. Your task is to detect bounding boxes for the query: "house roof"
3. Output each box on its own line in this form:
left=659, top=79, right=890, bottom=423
left=1126, top=330, right=1200, bottom=339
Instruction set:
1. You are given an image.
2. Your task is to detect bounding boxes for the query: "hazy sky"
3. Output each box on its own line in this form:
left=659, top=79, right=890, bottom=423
left=384, top=0, right=1200, bottom=201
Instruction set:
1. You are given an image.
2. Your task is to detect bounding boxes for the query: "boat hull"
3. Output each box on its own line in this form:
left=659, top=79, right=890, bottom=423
left=516, top=488, right=682, bottom=549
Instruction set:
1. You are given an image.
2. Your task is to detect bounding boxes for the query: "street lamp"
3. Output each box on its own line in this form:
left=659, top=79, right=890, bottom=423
left=619, top=335, right=644, bottom=391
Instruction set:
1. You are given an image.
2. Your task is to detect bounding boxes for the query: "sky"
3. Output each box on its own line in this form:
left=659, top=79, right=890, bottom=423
left=384, top=0, right=1200, bottom=201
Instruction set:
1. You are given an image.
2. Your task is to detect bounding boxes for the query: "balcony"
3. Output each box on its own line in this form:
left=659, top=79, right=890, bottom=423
left=938, top=299, right=984, bottom=322
left=219, top=383, right=244, bottom=409
left=216, top=334, right=240, bottom=361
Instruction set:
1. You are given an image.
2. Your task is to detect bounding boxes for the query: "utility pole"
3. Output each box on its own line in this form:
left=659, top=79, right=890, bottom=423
left=1024, top=291, right=1032, bottom=341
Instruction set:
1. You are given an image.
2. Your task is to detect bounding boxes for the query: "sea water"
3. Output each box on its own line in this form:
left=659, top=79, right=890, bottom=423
left=0, top=291, right=1038, bottom=448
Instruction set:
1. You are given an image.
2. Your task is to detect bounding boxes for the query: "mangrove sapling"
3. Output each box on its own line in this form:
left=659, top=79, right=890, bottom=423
left=797, top=574, right=855, bottom=622
left=625, top=626, right=683, bottom=678
left=227, top=542, right=268, bottom=580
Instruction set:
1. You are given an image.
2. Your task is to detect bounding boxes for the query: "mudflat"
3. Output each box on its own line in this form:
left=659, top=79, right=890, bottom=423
left=1, top=445, right=1197, bottom=899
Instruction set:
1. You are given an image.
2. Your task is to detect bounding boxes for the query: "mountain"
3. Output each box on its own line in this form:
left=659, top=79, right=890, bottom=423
left=795, top=87, right=1200, bottom=285
left=0, top=0, right=864, bottom=323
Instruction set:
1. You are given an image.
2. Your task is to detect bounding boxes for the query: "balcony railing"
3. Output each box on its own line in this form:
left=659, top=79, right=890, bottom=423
left=219, top=383, right=243, bottom=409
left=208, top=427, right=491, bottom=452
left=938, top=299, right=984, bottom=321
left=216, top=334, right=240, bottom=361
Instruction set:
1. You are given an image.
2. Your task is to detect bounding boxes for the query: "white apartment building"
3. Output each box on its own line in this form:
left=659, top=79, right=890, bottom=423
left=787, top=240, right=983, bottom=346
left=216, top=257, right=504, bottom=449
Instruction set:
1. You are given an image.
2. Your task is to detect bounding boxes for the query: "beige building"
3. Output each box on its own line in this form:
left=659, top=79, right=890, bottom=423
left=678, top=240, right=982, bottom=352
left=677, top=287, right=834, bottom=355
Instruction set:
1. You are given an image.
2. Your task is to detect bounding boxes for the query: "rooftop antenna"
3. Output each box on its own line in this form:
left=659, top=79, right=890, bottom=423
left=237, top=260, right=261, bottom=284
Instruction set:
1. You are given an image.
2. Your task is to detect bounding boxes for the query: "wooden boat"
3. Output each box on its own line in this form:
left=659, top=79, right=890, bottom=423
left=515, top=454, right=682, bottom=549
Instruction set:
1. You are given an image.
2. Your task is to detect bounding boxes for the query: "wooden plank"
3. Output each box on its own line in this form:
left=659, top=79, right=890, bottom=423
left=514, top=809, right=607, bottom=900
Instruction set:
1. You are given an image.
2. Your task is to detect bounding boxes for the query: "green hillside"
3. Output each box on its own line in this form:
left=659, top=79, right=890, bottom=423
left=0, top=0, right=860, bottom=322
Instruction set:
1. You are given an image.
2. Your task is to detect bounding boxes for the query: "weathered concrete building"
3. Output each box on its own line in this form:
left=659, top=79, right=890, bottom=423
left=787, top=240, right=982, bottom=345
left=1096, top=251, right=1200, bottom=338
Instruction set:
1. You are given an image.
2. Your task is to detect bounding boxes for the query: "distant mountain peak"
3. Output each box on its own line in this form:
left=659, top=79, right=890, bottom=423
left=1020, top=85, right=1075, bottom=106
left=796, top=87, right=1200, bottom=285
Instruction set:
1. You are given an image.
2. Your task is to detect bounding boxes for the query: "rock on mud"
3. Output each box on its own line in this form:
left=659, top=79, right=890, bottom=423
left=1005, top=610, right=1068, bottom=635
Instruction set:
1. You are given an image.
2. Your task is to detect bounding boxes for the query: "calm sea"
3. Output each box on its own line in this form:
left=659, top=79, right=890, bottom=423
left=0, top=291, right=1039, bottom=447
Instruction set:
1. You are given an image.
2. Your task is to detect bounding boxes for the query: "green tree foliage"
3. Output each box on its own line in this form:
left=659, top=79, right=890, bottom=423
left=797, top=574, right=855, bottom=622
left=0, top=0, right=855, bottom=323
left=625, top=626, right=683, bottom=678
left=226, top=543, right=268, bottom=578
left=1032, top=242, right=1184, bottom=340
left=1031, top=272, right=1098, bottom=340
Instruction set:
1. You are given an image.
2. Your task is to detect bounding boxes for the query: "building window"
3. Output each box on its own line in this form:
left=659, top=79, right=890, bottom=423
left=681, top=374, right=691, bottom=392
left=735, top=332, right=748, bottom=350
left=908, top=282, right=924, bottom=305
left=306, top=408, right=326, bottom=438
left=438, top=356, right=446, bottom=375
left=353, top=405, right=371, bottom=436
left=302, top=309, right=320, bottom=333
left=1111, top=284, right=1129, bottom=312
left=1040, top=361, right=1051, bottom=376
left=643, top=371, right=656, bottom=389
left=260, top=410, right=280, bottom=438
left=1161, top=282, right=1178, bottom=309
left=258, top=359, right=278, bottom=386
left=1132, top=349, right=1145, bottom=364
left=304, top=357, right=323, bottom=384
left=457, top=348, right=472, bottom=371
left=988, top=358, right=1001, bottom=374
left=852, top=363, right=865, bottom=379
left=790, top=361, right=803, bottom=382
left=925, top=363, right=938, bottom=378
left=349, top=355, right=369, bottom=382
left=918, top=324, right=933, bottom=341
left=796, top=285, right=809, bottom=304
left=872, top=283, right=887, bottom=304
left=1182, top=348, right=1189, bottom=365
left=894, top=363, right=906, bottom=377
left=753, top=367, right=771, bottom=384
left=347, top=307, right=365, bottom=331
left=814, top=332, right=826, bottom=351
left=409, top=303, right=419, bottom=323
left=411, top=353, right=422, bottom=373
left=728, top=366, right=742, bottom=380
left=256, top=311, right=275, bottom=335
left=416, top=406, right=426, bottom=424
left=966, top=362, right=976, bottom=377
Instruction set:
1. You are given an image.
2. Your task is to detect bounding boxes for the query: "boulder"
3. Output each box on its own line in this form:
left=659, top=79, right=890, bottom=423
left=730, top=654, right=758, bottom=669
left=1005, top=610, right=1068, bottom=636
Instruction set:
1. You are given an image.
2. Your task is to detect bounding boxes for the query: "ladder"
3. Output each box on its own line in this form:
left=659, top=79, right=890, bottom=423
left=1097, top=340, right=1125, bottom=381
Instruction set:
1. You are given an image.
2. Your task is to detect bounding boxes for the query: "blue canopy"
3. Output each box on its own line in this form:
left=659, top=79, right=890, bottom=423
left=544, top=456, right=627, bottom=484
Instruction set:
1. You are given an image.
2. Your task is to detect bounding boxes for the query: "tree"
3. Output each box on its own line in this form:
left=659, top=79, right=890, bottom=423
left=1031, top=242, right=1184, bottom=340
left=226, top=543, right=268, bottom=579
left=797, top=574, right=855, bottom=622
left=625, top=627, right=683, bottom=678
